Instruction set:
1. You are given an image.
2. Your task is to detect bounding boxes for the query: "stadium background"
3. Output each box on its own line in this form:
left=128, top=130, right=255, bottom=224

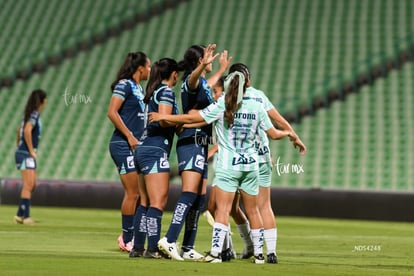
left=0, top=0, right=413, bottom=220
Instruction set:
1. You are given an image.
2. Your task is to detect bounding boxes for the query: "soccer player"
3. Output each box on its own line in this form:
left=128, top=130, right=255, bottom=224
left=14, top=89, right=47, bottom=225
left=157, top=44, right=231, bottom=261
left=108, top=52, right=150, bottom=253
left=131, top=58, right=182, bottom=258
left=149, top=69, right=293, bottom=264
left=228, top=63, right=307, bottom=264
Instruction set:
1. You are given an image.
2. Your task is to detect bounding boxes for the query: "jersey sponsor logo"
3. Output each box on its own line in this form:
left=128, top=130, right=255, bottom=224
left=25, top=157, right=35, bottom=169
left=232, top=154, right=256, bottom=166
left=194, top=154, right=205, bottom=169
left=234, top=112, right=256, bottom=120
left=126, top=156, right=135, bottom=169
left=160, top=156, right=169, bottom=169
left=257, top=146, right=269, bottom=156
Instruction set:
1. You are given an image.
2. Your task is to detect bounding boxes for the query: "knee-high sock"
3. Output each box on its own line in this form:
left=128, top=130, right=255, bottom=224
left=165, top=192, right=197, bottom=243
left=146, top=207, right=163, bottom=252
left=121, top=214, right=134, bottom=243
left=17, top=198, right=30, bottom=218
left=211, top=222, right=228, bottom=257
left=133, top=205, right=148, bottom=248
left=182, top=194, right=206, bottom=251
left=264, top=228, right=277, bottom=255
left=251, top=228, right=264, bottom=256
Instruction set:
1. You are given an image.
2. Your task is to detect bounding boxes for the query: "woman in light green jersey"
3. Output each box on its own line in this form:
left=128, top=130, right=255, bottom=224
left=148, top=69, right=293, bottom=264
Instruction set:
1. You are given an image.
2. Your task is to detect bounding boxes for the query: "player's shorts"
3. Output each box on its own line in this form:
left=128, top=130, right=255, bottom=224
left=109, top=140, right=135, bottom=174
left=176, top=137, right=208, bottom=179
left=213, top=167, right=259, bottom=196
left=258, top=162, right=272, bottom=188
left=134, top=146, right=170, bottom=175
left=15, top=150, right=36, bottom=170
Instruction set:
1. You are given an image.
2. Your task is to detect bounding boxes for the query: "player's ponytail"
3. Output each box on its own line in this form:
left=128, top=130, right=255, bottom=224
left=24, top=89, right=47, bottom=123
left=224, top=71, right=247, bottom=127
left=144, top=58, right=181, bottom=104
left=178, top=45, right=204, bottom=81
left=110, top=52, right=148, bottom=91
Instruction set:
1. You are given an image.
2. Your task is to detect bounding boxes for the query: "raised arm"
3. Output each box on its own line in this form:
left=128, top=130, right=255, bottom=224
left=267, top=108, right=307, bottom=155
left=188, top=44, right=219, bottom=89
left=206, top=50, right=232, bottom=88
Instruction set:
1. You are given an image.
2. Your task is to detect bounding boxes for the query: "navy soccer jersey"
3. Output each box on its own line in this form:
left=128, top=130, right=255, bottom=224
left=111, top=79, right=146, bottom=140
left=139, top=84, right=178, bottom=155
left=179, top=76, right=214, bottom=139
left=17, top=110, right=42, bottom=152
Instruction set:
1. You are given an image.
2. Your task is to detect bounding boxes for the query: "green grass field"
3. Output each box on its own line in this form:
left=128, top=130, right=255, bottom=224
left=0, top=205, right=413, bottom=276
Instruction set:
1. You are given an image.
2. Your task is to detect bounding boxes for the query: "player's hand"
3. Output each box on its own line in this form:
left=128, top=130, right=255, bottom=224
left=127, top=135, right=138, bottom=151
left=292, top=138, right=307, bottom=155
left=219, top=50, right=233, bottom=71
left=29, top=151, right=37, bottom=159
left=202, top=44, right=219, bottom=66
left=148, top=112, right=162, bottom=123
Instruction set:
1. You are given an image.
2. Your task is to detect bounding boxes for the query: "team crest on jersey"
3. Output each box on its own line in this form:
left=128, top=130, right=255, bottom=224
left=232, top=154, right=256, bottom=165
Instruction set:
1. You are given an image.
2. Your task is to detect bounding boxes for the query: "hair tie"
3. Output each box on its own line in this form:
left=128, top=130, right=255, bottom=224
left=224, top=71, right=245, bottom=104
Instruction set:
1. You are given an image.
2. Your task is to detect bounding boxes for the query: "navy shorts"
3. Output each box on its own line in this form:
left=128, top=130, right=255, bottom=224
left=134, top=146, right=170, bottom=175
left=109, top=141, right=136, bottom=174
left=15, top=150, right=36, bottom=170
left=176, top=138, right=208, bottom=179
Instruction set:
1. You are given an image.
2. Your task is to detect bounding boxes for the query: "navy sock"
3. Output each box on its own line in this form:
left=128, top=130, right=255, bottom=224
left=165, top=192, right=197, bottom=243
left=133, top=205, right=148, bottom=248
left=17, top=198, right=30, bottom=218
left=146, top=207, right=163, bottom=252
left=122, top=214, right=134, bottom=243
left=182, top=194, right=206, bottom=251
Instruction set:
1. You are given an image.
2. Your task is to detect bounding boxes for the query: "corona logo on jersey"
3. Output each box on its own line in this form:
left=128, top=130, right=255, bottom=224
left=233, top=112, right=256, bottom=120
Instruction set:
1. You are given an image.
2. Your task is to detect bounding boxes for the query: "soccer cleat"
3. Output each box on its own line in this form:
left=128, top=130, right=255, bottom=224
left=238, top=245, right=254, bottom=259
left=202, top=252, right=222, bottom=263
left=22, top=217, right=35, bottom=225
left=117, top=234, right=133, bottom=253
left=182, top=249, right=204, bottom=261
left=253, top=254, right=265, bottom=264
left=267, top=253, right=278, bottom=264
left=157, top=237, right=184, bottom=261
left=221, top=248, right=235, bottom=262
left=144, top=250, right=163, bottom=259
left=14, top=216, right=24, bottom=224
left=129, top=246, right=145, bottom=258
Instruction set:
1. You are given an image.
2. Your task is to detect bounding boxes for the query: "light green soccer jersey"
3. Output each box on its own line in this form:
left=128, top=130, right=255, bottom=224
left=200, top=95, right=274, bottom=171
left=245, top=86, right=275, bottom=164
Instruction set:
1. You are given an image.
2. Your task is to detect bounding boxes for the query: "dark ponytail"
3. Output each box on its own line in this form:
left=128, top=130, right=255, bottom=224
left=224, top=64, right=249, bottom=127
left=178, top=45, right=204, bottom=81
left=110, top=51, right=148, bottom=91
left=24, top=89, right=47, bottom=123
left=144, top=58, right=180, bottom=104
left=224, top=76, right=242, bottom=127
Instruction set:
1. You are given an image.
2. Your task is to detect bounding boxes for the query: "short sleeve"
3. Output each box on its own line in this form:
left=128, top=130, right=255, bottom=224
left=112, top=80, right=130, bottom=100
left=199, top=98, right=224, bottom=124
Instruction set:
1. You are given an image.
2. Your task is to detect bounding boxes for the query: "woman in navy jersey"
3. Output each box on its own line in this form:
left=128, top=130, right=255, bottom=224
left=108, top=52, right=150, bottom=253
left=130, top=58, right=182, bottom=258
left=14, top=89, right=47, bottom=225
left=157, top=44, right=232, bottom=261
